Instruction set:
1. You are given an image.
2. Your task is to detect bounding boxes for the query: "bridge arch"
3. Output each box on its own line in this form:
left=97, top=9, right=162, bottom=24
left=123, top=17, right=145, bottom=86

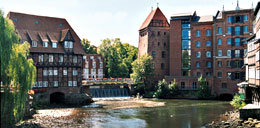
left=218, top=93, right=233, bottom=101
left=50, top=92, right=65, bottom=104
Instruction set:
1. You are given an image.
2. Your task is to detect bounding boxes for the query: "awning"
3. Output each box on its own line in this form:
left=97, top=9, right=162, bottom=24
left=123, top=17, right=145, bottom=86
left=237, top=81, right=248, bottom=88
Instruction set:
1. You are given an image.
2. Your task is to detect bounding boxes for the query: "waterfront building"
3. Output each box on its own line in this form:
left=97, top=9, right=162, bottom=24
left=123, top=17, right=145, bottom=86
left=139, top=4, right=254, bottom=97
left=82, top=54, right=105, bottom=80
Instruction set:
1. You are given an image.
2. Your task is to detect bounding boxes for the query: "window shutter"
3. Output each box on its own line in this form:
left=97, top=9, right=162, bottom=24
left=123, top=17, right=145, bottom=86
left=240, top=49, right=244, bottom=58
left=240, top=60, right=244, bottom=68
left=231, top=27, right=235, bottom=35
left=231, top=16, right=235, bottom=24
left=231, top=60, right=234, bottom=68
left=240, top=26, right=243, bottom=35
left=240, top=15, right=244, bottom=23
left=231, top=50, right=235, bottom=58
left=231, top=72, right=235, bottom=80
left=231, top=38, right=235, bottom=46
left=240, top=37, right=244, bottom=46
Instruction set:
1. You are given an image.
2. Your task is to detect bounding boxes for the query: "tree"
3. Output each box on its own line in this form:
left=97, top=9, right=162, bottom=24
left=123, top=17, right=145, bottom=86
left=154, top=79, right=169, bottom=98
left=230, top=94, right=246, bottom=109
left=196, top=76, right=211, bottom=99
left=0, top=11, right=36, bottom=127
left=130, top=54, right=154, bottom=86
left=81, top=38, right=97, bottom=54
left=168, top=79, right=179, bottom=96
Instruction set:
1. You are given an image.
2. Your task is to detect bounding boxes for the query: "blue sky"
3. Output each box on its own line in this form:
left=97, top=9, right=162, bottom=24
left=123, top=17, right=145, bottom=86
left=1, top=0, right=258, bottom=47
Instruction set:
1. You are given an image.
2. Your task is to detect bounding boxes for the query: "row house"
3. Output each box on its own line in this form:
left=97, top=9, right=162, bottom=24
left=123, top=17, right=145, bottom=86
left=8, top=12, right=85, bottom=94
left=82, top=54, right=105, bottom=80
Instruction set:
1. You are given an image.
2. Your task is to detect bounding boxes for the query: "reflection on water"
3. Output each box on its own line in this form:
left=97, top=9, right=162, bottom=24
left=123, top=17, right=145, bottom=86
left=77, top=99, right=233, bottom=128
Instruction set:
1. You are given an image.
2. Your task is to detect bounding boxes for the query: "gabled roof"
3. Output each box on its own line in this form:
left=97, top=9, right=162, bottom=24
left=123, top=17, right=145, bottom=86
left=139, top=7, right=169, bottom=31
left=7, top=11, right=85, bottom=54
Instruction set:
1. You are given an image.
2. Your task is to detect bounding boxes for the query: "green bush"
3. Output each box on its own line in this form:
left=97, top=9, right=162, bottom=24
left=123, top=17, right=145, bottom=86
left=196, top=76, right=211, bottom=99
left=230, top=94, right=246, bottom=109
left=134, top=83, right=145, bottom=95
left=153, top=79, right=169, bottom=98
left=168, top=79, right=180, bottom=97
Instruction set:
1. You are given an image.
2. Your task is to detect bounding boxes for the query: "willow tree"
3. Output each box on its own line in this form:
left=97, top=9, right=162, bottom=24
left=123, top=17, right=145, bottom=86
left=0, top=10, right=36, bottom=126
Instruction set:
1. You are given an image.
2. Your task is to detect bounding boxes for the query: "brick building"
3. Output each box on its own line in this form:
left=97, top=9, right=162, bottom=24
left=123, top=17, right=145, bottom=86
left=82, top=54, right=105, bottom=80
left=138, top=7, right=170, bottom=82
left=8, top=12, right=85, bottom=98
left=139, top=5, right=254, bottom=96
left=240, top=2, right=260, bottom=106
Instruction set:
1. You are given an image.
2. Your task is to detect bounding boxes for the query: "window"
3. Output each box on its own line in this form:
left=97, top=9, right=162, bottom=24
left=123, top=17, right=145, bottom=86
left=49, top=55, right=53, bottom=62
left=54, top=70, right=58, bottom=75
left=164, top=42, right=166, bottom=47
left=52, top=42, right=57, bottom=48
left=196, top=41, right=201, bottom=47
left=196, top=52, right=201, bottom=58
left=38, top=81, right=42, bottom=88
left=244, top=26, right=248, bottom=33
left=218, top=27, right=222, bottom=34
left=90, top=56, right=94, bottom=59
left=161, top=63, right=165, bottom=70
left=234, top=72, right=240, bottom=80
left=164, top=32, right=166, bottom=35
left=218, top=61, right=222, bottom=67
left=218, top=72, right=222, bottom=78
left=235, top=26, right=240, bottom=35
left=227, top=72, right=231, bottom=78
left=68, top=81, right=72, bottom=86
left=218, top=50, right=222, bottom=56
left=206, top=72, right=212, bottom=77
left=197, top=72, right=201, bottom=77
left=73, top=70, right=78, bottom=76
left=73, top=81, right=77, bottom=86
left=39, top=55, right=44, bottom=62
left=182, top=30, right=190, bottom=39
left=162, top=51, right=166, bottom=58
left=221, top=83, right=227, bottom=88
left=54, top=81, right=58, bottom=87
left=206, top=29, right=211, bottom=36
left=227, top=38, right=231, bottom=45
left=98, top=69, right=103, bottom=74
left=43, top=81, right=48, bottom=87
left=43, top=70, right=48, bottom=76
left=69, top=41, right=73, bottom=48
left=206, top=41, right=211, bottom=47
left=196, top=62, right=200, bottom=68
left=73, top=56, right=77, bottom=63
left=206, top=51, right=211, bottom=58
left=152, top=51, right=156, bottom=58
left=244, top=15, right=248, bottom=21
left=235, top=38, right=240, bottom=46
left=218, top=38, right=222, bottom=45
left=227, top=61, right=231, bottom=67
left=158, top=42, right=160, bottom=46
left=192, top=82, right=197, bottom=89
left=235, top=16, right=241, bottom=23
left=64, top=41, right=69, bottom=48
left=181, top=82, right=185, bottom=89
left=227, top=27, right=231, bottom=34
left=227, top=50, right=231, bottom=57
left=196, top=30, right=200, bottom=37
left=32, top=41, right=38, bottom=47
left=91, top=69, right=96, bottom=74
left=235, top=50, right=240, bottom=58
left=93, top=61, right=96, bottom=68
left=63, top=70, right=67, bottom=75
left=48, top=70, right=53, bottom=75
left=207, top=62, right=212, bottom=68
left=234, top=60, right=240, bottom=68
left=100, top=62, right=103, bottom=68
left=59, top=55, right=63, bottom=62
left=43, top=41, right=48, bottom=48
left=227, top=16, right=231, bottom=23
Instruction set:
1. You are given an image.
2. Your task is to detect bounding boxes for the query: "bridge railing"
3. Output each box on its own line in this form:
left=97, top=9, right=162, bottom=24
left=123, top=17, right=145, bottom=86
left=82, top=78, right=133, bottom=85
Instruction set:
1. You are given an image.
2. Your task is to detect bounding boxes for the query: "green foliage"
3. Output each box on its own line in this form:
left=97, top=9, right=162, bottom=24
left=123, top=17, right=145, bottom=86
left=130, top=54, right=154, bottom=86
left=154, top=79, right=169, bottom=98
left=196, top=76, right=211, bottom=99
left=98, top=38, right=137, bottom=78
left=0, top=11, right=36, bottom=126
left=133, top=84, right=145, bottom=96
left=230, top=94, right=246, bottom=109
left=168, top=79, right=180, bottom=96
left=81, top=38, right=97, bottom=54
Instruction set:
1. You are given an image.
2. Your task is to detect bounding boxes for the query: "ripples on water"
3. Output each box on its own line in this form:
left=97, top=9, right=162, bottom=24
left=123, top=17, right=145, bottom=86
left=79, top=98, right=233, bottom=128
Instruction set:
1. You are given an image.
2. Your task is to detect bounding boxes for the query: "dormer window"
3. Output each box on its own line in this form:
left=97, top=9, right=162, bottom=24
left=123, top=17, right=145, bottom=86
left=64, top=41, right=73, bottom=48
left=69, top=41, right=73, bottom=48
left=52, top=42, right=57, bottom=48
left=32, top=40, right=38, bottom=47
left=43, top=41, right=48, bottom=48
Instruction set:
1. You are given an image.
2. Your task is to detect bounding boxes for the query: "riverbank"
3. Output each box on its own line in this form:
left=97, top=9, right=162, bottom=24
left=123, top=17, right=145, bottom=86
left=206, top=110, right=260, bottom=128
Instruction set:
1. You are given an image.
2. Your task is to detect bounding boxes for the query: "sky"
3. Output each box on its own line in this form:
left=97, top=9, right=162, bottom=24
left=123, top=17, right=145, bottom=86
left=1, top=0, right=258, bottom=47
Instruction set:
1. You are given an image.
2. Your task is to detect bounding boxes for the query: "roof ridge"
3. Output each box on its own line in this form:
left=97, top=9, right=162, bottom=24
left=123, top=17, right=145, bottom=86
left=9, top=11, right=66, bottom=20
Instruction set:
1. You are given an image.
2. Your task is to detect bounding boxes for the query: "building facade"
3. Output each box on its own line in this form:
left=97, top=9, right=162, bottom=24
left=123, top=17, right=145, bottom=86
left=138, top=7, right=170, bottom=82
left=82, top=54, right=105, bottom=80
left=242, top=2, right=260, bottom=105
left=8, top=12, right=85, bottom=95
left=139, top=5, right=254, bottom=96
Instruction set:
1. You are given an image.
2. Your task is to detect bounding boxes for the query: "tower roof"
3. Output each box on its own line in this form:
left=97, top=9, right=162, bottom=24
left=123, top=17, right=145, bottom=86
left=139, top=7, right=169, bottom=31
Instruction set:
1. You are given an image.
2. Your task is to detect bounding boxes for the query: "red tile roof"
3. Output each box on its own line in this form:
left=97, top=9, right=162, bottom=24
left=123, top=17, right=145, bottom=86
left=8, top=12, right=85, bottom=54
left=139, top=7, right=169, bottom=30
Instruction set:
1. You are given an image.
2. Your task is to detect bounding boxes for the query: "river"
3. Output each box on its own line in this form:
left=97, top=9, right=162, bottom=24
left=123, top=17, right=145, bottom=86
left=77, top=98, right=233, bottom=128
